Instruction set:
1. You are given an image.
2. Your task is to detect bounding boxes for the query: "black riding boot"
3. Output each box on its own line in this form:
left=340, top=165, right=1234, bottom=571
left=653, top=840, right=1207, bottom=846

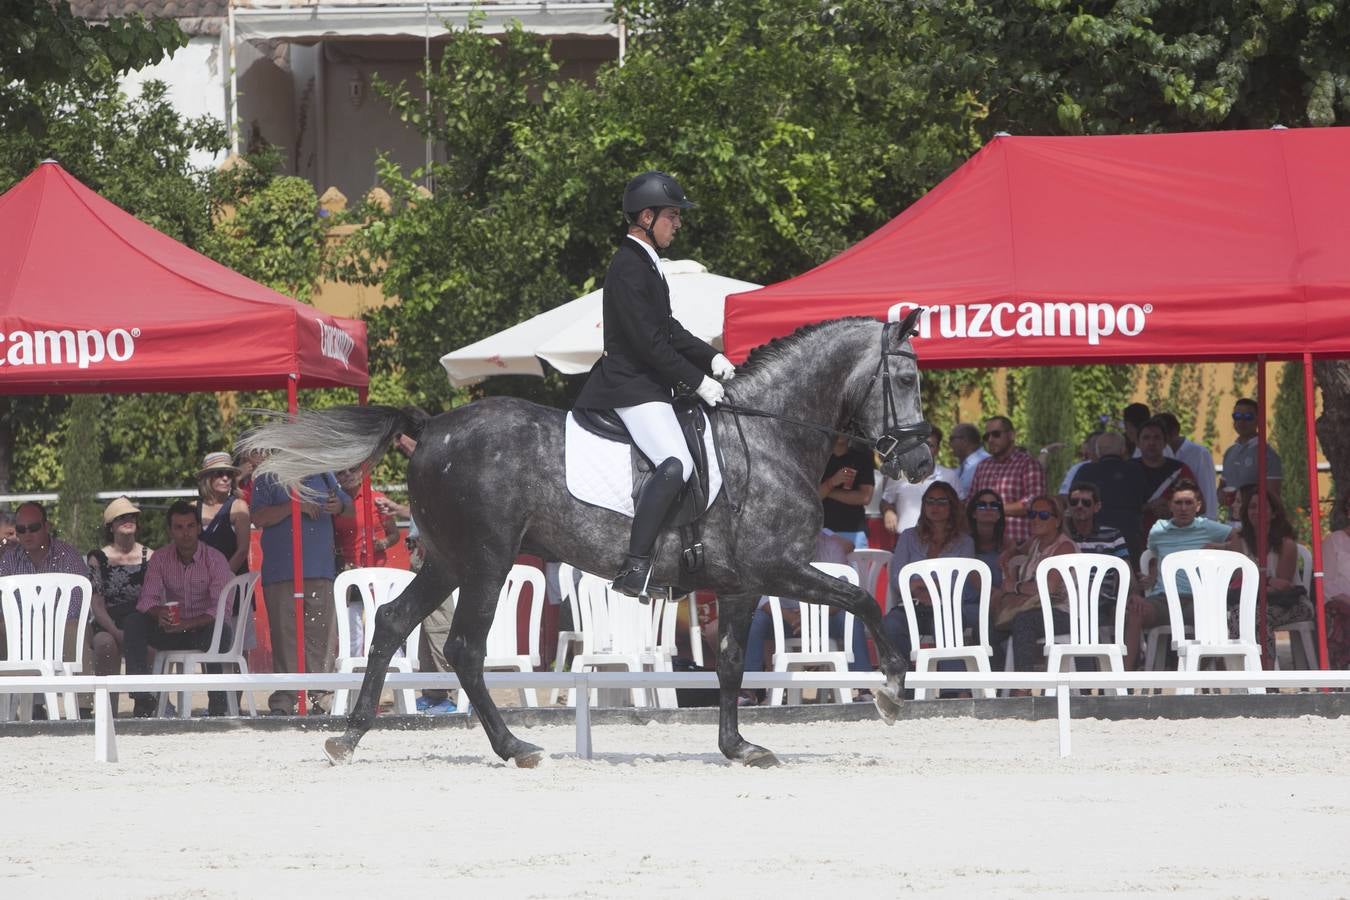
left=613, top=457, right=686, bottom=599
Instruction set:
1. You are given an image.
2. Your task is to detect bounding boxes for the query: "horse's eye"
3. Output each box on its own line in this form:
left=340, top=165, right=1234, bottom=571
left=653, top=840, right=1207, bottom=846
left=897, top=373, right=917, bottom=387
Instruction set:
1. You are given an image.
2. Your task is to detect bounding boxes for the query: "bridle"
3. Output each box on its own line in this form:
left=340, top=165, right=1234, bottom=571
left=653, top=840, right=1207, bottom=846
left=712, top=320, right=933, bottom=510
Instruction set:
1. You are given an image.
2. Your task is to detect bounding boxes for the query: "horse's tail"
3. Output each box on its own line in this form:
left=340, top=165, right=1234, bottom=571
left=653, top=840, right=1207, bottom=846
left=237, top=405, right=421, bottom=499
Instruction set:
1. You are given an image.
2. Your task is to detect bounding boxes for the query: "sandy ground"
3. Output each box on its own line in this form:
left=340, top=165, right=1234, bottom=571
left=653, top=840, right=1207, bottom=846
left=2, top=715, right=1349, bottom=899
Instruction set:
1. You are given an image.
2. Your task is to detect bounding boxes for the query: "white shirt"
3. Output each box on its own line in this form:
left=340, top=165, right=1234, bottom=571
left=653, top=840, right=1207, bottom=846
left=1173, top=438, right=1219, bottom=519
left=955, top=447, right=990, bottom=499
left=880, top=465, right=960, bottom=534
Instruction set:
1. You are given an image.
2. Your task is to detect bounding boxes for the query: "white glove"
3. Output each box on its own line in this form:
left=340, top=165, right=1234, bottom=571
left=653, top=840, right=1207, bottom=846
left=695, top=376, right=726, bottom=407
left=711, top=353, right=737, bottom=381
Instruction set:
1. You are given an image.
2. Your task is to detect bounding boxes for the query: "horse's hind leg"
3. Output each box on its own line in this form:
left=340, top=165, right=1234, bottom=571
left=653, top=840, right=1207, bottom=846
left=716, top=594, right=779, bottom=767
left=325, top=565, right=455, bottom=766
left=445, top=573, right=544, bottom=768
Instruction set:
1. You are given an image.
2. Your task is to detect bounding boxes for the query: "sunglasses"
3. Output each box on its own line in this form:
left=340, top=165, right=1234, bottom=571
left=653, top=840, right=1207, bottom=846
left=983, top=430, right=1006, bottom=440
left=1026, top=509, right=1057, bottom=520
left=14, top=522, right=44, bottom=535
left=974, top=501, right=1002, bottom=511
left=1067, top=497, right=1096, bottom=507
left=923, top=496, right=951, bottom=505
left=1232, top=411, right=1256, bottom=421
left=113, top=513, right=138, bottom=523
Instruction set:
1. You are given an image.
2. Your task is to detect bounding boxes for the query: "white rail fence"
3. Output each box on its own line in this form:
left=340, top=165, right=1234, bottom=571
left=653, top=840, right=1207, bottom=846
left=4, top=670, right=1350, bottom=764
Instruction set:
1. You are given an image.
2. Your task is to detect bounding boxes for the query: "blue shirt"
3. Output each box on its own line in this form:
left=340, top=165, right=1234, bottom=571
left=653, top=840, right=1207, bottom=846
left=251, top=472, right=350, bottom=586
left=1146, top=516, right=1236, bottom=597
left=889, top=528, right=978, bottom=608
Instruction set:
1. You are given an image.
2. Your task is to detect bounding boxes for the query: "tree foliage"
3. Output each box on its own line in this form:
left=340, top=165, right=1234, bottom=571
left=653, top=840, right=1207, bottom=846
left=1, top=0, right=186, bottom=137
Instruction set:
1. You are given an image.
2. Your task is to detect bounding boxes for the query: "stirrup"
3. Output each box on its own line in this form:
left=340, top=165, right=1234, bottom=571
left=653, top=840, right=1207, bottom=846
left=612, top=556, right=655, bottom=601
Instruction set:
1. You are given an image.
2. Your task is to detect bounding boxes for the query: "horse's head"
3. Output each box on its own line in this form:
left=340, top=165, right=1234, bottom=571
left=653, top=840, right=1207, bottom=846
left=847, top=310, right=934, bottom=483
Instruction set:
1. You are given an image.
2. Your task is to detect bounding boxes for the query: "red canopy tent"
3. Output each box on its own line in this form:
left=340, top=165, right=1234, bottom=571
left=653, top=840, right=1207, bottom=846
left=724, top=127, right=1350, bottom=667
left=0, top=161, right=370, bottom=708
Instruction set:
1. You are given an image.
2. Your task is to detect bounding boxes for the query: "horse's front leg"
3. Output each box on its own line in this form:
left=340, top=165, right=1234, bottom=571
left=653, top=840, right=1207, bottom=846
left=766, top=565, right=906, bottom=725
left=325, top=567, right=455, bottom=765
left=715, top=594, right=779, bottom=767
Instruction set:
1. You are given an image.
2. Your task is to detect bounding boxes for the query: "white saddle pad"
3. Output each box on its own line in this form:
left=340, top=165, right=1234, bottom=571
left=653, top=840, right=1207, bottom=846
left=565, top=411, right=722, bottom=517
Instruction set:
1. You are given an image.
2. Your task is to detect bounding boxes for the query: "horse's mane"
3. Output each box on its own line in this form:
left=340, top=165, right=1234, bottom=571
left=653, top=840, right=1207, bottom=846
left=736, top=316, right=877, bottom=384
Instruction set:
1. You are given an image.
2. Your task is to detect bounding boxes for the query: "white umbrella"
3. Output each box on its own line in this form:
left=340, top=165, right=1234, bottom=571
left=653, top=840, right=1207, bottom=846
left=440, top=258, right=760, bottom=386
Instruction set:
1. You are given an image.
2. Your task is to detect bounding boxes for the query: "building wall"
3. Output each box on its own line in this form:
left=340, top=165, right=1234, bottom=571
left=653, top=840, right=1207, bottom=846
left=119, top=34, right=230, bottom=170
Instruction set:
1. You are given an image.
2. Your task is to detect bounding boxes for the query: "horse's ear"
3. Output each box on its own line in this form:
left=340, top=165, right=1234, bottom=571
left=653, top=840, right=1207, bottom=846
left=894, top=307, right=923, bottom=340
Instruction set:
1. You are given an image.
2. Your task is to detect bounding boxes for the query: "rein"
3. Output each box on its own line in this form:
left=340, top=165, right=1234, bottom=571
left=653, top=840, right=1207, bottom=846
left=709, top=320, right=933, bottom=513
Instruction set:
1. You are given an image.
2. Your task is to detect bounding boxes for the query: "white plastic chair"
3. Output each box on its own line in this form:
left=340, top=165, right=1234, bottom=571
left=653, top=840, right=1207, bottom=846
left=153, top=572, right=261, bottom=718
left=460, top=564, right=546, bottom=714
left=897, top=558, right=994, bottom=700
left=767, top=562, right=859, bottom=706
left=1035, top=554, right=1130, bottom=696
left=568, top=573, right=664, bottom=708
left=548, top=562, right=587, bottom=705
left=1138, top=548, right=1189, bottom=670
left=1160, top=548, right=1262, bottom=694
left=0, top=573, right=91, bottom=721
left=330, top=567, right=420, bottom=716
left=1271, top=543, right=1315, bottom=670
left=849, top=548, right=892, bottom=611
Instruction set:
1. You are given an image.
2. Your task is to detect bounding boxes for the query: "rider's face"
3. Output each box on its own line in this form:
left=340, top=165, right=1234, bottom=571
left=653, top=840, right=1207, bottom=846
left=650, top=207, right=681, bottom=249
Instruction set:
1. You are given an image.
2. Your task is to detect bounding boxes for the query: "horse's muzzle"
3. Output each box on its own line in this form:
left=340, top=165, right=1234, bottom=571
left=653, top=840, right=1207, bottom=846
left=884, top=443, right=934, bottom=484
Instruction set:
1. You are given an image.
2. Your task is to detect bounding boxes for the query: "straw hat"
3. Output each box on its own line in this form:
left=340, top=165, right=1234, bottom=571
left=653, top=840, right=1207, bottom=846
left=102, top=496, right=141, bottom=524
left=195, top=451, right=241, bottom=478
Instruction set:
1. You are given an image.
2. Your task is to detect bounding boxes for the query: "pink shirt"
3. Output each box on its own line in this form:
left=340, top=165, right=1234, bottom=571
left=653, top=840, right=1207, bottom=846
left=137, top=541, right=232, bottom=620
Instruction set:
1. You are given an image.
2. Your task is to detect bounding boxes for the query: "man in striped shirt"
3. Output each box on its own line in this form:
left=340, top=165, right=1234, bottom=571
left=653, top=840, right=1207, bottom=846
left=970, top=416, right=1046, bottom=544
left=124, top=500, right=232, bottom=717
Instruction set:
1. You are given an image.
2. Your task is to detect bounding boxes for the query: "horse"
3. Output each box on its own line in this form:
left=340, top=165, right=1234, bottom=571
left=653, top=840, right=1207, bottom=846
left=239, top=312, right=933, bottom=768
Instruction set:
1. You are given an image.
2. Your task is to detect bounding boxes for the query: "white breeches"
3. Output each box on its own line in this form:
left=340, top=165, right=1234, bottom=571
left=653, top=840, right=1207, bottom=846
left=615, top=402, right=693, bottom=483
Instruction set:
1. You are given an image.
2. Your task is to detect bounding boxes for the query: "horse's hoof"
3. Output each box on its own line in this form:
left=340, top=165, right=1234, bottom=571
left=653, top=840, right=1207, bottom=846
left=324, top=736, right=354, bottom=766
left=512, top=744, right=546, bottom=768
left=742, top=747, right=780, bottom=768
left=873, top=687, right=902, bottom=726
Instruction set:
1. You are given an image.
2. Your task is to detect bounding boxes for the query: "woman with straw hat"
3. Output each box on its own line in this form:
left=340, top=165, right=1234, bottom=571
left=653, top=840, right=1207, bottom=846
left=195, top=451, right=251, bottom=575
left=88, top=496, right=153, bottom=684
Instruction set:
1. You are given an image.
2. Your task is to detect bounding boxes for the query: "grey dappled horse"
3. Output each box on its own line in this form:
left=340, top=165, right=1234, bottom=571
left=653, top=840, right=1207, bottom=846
left=240, top=314, right=933, bottom=768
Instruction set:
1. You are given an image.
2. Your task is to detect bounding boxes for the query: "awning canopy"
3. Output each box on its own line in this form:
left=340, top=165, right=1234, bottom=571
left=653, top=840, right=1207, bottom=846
left=231, top=0, right=619, bottom=42
left=441, top=258, right=757, bottom=386
left=0, top=161, right=368, bottom=394
left=723, top=127, right=1350, bottom=367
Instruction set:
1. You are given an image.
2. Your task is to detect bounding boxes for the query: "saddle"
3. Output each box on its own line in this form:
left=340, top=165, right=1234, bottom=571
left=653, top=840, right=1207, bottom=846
left=572, top=396, right=714, bottom=573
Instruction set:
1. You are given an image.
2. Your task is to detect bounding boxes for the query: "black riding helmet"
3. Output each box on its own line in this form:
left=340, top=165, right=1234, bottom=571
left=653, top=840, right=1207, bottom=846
left=623, top=170, right=695, bottom=226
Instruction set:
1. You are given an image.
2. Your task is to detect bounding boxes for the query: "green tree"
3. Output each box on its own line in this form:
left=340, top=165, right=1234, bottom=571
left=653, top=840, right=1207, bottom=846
left=0, top=0, right=186, bottom=136
left=56, top=395, right=104, bottom=552
left=1022, top=366, right=1075, bottom=489
left=1272, top=361, right=1310, bottom=538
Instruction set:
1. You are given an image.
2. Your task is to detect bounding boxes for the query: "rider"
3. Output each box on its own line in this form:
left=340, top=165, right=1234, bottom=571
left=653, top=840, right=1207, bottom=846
left=573, top=170, right=737, bottom=598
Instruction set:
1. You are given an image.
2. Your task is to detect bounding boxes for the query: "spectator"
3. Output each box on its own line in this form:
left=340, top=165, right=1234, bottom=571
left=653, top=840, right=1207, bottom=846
left=251, top=468, right=352, bottom=716
left=235, top=448, right=264, bottom=507
left=967, top=489, right=1012, bottom=586
left=1057, top=431, right=1101, bottom=498
left=1156, top=412, right=1219, bottom=522
left=87, top=497, right=153, bottom=688
left=333, top=466, right=400, bottom=571
left=1228, top=486, right=1312, bottom=639
left=0, top=501, right=90, bottom=655
left=879, top=426, right=959, bottom=536
left=0, top=511, right=14, bottom=549
left=1219, top=398, right=1283, bottom=506
left=970, top=416, right=1046, bottom=544
left=123, top=501, right=233, bottom=717
left=819, top=434, right=875, bottom=549
left=1138, top=480, right=1241, bottom=653
left=948, top=422, right=990, bottom=500
left=1122, top=402, right=1151, bottom=457
left=1074, top=432, right=1151, bottom=564
left=1316, top=489, right=1350, bottom=669
left=1065, top=482, right=1150, bottom=669
left=1131, top=417, right=1197, bottom=537
left=990, top=495, right=1076, bottom=682
left=881, top=480, right=976, bottom=669
left=195, top=452, right=251, bottom=575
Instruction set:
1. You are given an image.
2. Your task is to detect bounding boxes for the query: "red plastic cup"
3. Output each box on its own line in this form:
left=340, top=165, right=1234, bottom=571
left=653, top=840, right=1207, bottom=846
left=164, top=601, right=181, bottom=627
